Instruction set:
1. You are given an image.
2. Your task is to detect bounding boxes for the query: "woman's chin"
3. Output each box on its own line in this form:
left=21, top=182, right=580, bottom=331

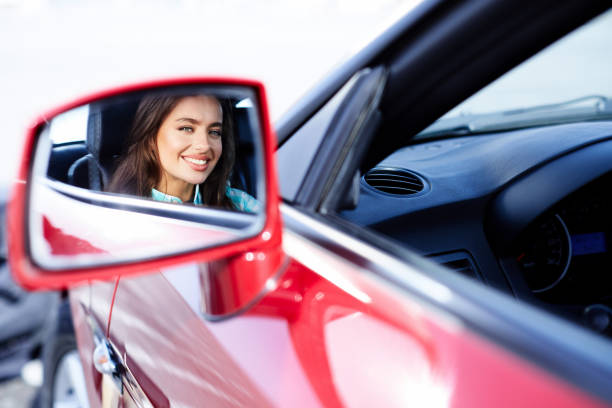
left=184, top=174, right=209, bottom=186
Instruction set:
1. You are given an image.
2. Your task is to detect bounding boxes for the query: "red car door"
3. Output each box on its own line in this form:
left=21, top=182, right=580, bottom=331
left=92, top=207, right=606, bottom=407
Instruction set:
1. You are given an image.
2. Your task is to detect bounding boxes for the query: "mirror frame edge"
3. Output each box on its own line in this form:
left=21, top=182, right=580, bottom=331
left=7, top=76, right=283, bottom=291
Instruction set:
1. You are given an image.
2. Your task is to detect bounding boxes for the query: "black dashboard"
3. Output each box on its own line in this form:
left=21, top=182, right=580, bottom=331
left=340, top=120, right=612, bottom=336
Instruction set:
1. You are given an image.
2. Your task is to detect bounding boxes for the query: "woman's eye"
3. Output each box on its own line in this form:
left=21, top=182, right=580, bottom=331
left=209, top=129, right=222, bottom=138
left=179, top=126, right=194, bottom=133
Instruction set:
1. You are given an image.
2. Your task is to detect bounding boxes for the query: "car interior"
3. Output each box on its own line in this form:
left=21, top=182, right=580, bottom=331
left=46, top=92, right=259, bottom=203
left=327, top=6, right=612, bottom=340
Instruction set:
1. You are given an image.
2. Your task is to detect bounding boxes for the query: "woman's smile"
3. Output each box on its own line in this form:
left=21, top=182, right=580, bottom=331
left=182, top=154, right=210, bottom=171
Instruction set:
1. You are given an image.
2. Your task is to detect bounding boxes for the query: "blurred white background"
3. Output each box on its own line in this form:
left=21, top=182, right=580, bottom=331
left=0, top=0, right=421, bottom=187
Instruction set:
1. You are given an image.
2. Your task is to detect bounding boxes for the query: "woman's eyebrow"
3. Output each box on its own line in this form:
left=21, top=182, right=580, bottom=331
left=175, top=117, right=201, bottom=124
left=175, top=118, right=222, bottom=128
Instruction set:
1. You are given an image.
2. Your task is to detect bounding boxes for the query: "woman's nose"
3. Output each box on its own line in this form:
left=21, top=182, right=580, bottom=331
left=193, top=131, right=211, bottom=151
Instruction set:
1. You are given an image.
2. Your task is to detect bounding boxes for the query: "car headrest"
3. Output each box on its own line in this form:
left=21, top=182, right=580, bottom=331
left=86, top=99, right=140, bottom=175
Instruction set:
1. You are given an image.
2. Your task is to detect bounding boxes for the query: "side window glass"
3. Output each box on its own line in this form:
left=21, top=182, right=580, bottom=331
left=418, top=9, right=612, bottom=138
left=277, top=76, right=358, bottom=201
left=48, top=105, right=88, bottom=145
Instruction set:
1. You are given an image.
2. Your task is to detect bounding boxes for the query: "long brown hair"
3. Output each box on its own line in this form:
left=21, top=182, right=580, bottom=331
left=107, top=93, right=236, bottom=209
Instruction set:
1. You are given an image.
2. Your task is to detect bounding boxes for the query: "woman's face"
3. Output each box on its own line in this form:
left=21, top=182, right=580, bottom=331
left=155, top=95, right=223, bottom=199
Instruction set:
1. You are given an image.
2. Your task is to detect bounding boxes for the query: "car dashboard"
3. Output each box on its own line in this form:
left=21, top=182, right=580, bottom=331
left=340, top=120, right=612, bottom=337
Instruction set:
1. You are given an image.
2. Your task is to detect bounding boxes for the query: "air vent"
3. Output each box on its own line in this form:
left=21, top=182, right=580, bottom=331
left=429, top=251, right=483, bottom=282
left=364, top=167, right=425, bottom=195
left=442, top=259, right=478, bottom=279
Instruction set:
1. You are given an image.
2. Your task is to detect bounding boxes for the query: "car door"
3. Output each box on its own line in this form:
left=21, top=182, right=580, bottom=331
left=100, top=219, right=609, bottom=408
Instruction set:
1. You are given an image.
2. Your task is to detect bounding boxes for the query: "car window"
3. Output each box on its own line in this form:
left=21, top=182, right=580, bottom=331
left=277, top=76, right=359, bottom=201
left=417, top=8, right=612, bottom=139
left=48, top=105, right=88, bottom=145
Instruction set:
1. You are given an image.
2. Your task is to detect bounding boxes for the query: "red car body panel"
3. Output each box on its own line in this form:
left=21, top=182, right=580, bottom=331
left=38, top=195, right=236, bottom=256
left=69, top=251, right=606, bottom=408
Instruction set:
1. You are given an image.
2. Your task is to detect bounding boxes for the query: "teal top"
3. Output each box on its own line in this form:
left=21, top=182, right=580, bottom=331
left=151, top=184, right=261, bottom=213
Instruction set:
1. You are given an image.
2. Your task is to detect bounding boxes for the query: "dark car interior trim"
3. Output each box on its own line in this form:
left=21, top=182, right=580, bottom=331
left=47, top=142, right=88, bottom=185
left=295, top=67, right=387, bottom=211
left=318, top=68, right=386, bottom=214
left=487, top=136, right=612, bottom=252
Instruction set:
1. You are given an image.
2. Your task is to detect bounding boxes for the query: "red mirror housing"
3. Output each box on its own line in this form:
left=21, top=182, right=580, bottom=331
left=7, top=77, right=283, bottom=318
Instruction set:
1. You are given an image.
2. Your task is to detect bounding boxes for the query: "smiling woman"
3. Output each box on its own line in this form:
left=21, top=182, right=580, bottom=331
left=108, top=93, right=259, bottom=212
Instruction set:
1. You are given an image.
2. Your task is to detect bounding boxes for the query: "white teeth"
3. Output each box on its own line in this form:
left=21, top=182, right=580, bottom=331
left=184, top=157, right=207, bottom=165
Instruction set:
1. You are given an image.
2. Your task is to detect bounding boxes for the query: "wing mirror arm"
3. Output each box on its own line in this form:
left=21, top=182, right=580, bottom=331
left=337, top=170, right=361, bottom=211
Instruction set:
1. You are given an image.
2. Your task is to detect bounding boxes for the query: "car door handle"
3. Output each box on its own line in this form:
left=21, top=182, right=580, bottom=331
left=88, top=317, right=153, bottom=408
left=87, top=314, right=125, bottom=392
left=93, top=340, right=120, bottom=377
left=85, top=313, right=126, bottom=408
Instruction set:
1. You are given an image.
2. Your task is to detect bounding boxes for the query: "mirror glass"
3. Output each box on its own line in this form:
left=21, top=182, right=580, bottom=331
left=28, top=85, right=266, bottom=270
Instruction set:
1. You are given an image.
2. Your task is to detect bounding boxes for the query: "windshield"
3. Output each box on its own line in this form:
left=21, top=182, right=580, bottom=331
left=418, top=8, right=612, bottom=138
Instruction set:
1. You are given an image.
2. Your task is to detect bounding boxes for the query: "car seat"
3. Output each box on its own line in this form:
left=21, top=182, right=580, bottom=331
left=67, top=99, right=139, bottom=191
left=231, top=104, right=258, bottom=197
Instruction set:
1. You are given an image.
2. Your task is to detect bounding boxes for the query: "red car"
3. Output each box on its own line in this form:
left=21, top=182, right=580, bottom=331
left=7, top=1, right=612, bottom=407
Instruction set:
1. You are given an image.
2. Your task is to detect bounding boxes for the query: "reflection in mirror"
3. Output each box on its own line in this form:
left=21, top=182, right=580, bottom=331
left=29, top=85, right=266, bottom=270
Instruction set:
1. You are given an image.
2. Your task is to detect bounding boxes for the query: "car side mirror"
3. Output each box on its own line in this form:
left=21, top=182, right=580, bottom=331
left=7, top=78, right=283, bottom=315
